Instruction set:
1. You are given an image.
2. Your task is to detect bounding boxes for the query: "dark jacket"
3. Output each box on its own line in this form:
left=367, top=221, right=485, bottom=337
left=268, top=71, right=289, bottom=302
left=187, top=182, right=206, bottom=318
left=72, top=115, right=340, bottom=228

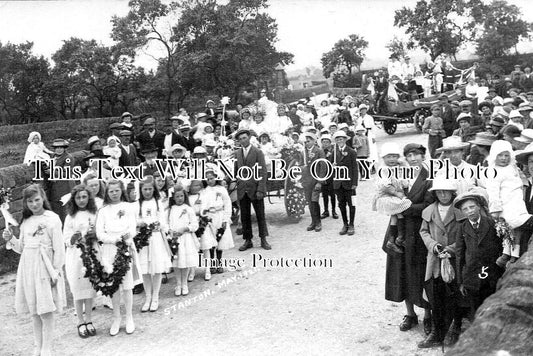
left=301, top=145, right=327, bottom=187
left=234, top=145, right=267, bottom=201
left=119, top=144, right=139, bottom=167
left=332, top=145, right=358, bottom=190
left=455, top=214, right=503, bottom=291
left=137, top=129, right=166, bottom=159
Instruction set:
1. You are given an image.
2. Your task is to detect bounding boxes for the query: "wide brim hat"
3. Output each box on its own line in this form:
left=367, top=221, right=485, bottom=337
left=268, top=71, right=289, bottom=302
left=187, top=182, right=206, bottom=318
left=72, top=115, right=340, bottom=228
left=509, top=110, right=523, bottom=119
left=140, top=145, right=158, bottom=154
left=170, top=144, right=186, bottom=152
left=468, top=132, right=497, bottom=147
left=87, top=136, right=101, bottom=147
left=52, top=139, right=69, bottom=148
left=515, top=128, right=533, bottom=143
left=518, top=103, right=533, bottom=111
left=109, top=122, right=124, bottom=130
left=503, top=98, right=515, bottom=105
left=193, top=146, right=207, bottom=155
left=436, top=136, right=470, bottom=153
left=429, top=178, right=457, bottom=191
left=121, top=111, right=133, bottom=119
left=338, top=123, right=349, bottom=130
left=380, top=142, right=401, bottom=157
left=332, top=131, right=348, bottom=139
left=453, top=187, right=489, bottom=209
left=515, top=142, right=533, bottom=165
left=403, top=143, right=426, bottom=156
left=83, top=150, right=110, bottom=161
left=302, top=131, right=317, bottom=141
left=320, top=134, right=332, bottom=142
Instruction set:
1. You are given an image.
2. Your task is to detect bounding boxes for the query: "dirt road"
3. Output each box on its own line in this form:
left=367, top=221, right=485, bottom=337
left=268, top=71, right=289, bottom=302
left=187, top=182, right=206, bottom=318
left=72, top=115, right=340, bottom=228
left=0, top=124, right=445, bottom=355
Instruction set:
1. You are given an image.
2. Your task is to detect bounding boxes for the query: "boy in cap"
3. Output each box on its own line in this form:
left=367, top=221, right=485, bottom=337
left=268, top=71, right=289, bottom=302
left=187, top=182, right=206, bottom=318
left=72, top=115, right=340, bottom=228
left=332, top=131, right=358, bottom=235
left=320, top=134, right=338, bottom=219
left=422, top=105, right=446, bottom=158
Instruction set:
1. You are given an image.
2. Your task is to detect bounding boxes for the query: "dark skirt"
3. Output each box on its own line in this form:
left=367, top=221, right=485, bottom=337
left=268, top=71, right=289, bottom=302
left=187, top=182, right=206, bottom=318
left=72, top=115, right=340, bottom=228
left=383, top=217, right=430, bottom=309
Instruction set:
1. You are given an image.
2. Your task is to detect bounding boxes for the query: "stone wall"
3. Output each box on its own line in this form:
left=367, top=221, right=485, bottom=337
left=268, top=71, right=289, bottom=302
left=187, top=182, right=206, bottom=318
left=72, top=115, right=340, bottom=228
left=447, top=250, right=533, bottom=356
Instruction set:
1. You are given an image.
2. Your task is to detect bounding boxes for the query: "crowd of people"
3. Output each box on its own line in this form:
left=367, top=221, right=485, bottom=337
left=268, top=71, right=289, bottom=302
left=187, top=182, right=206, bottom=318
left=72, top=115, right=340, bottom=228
left=3, top=61, right=533, bottom=354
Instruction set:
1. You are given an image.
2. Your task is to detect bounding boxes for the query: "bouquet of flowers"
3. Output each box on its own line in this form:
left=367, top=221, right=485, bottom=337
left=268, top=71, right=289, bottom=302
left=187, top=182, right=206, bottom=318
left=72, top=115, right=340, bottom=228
left=216, top=226, right=225, bottom=242
left=279, top=142, right=304, bottom=164
left=495, top=217, right=514, bottom=246
left=168, top=236, right=180, bottom=260
left=134, top=222, right=156, bottom=252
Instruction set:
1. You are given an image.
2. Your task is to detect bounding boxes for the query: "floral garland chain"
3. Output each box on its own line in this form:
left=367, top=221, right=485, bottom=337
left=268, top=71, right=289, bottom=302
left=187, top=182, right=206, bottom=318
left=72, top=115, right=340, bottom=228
left=495, top=218, right=515, bottom=245
left=134, top=222, right=156, bottom=252
left=195, top=215, right=212, bottom=238
left=77, top=228, right=132, bottom=297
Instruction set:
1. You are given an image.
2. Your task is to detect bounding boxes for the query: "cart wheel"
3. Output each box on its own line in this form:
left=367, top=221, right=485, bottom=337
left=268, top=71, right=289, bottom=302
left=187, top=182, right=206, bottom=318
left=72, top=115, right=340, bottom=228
left=384, top=121, right=397, bottom=135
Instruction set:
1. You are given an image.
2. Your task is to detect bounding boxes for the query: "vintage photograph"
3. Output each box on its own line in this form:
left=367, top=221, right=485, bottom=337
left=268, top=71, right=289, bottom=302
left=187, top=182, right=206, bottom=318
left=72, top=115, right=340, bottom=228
left=0, top=0, right=532, bottom=355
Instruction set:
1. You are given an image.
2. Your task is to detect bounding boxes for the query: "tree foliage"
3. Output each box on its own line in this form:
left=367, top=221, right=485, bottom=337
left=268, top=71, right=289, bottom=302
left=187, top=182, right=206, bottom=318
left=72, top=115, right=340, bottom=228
left=321, top=34, right=368, bottom=78
left=386, top=36, right=408, bottom=60
left=394, top=0, right=474, bottom=60
left=471, top=0, right=532, bottom=58
left=0, top=42, right=51, bottom=124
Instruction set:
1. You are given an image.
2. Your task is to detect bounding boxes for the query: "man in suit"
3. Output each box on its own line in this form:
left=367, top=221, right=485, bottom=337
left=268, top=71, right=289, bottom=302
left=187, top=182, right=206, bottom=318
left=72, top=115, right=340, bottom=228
left=137, top=117, right=166, bottom=159
left=453, top=191, right=503, bottom=320
left=439, top=94, right=455, bottom=137
left=176, top=123, right=197, bottom=153
left=118, top=130, right=139, bottom=167
left=163, top=115, right=183, bottom=157
left=301, top=132, right=327, bottom=232
left=516, top=146, right=533, bottom=254
left=234, top=129, right=271, bottom=251
left=332, top=131, right=358, bottom=235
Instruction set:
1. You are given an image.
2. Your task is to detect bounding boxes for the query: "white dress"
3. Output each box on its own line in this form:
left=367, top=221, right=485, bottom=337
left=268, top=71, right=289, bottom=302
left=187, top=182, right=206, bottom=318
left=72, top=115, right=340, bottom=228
left=189, top=192, right=217, bottom=250
left=23, top=142, right=51, bottom=165
left=201, top=185, right=234, bottom=251
left=133, top=199, right=173, bottom=275
left=12, top=211, right=66, bottom=315
left=103, top=145, right=121, bottom=168
left=168, top=204, right=200, bottom=268
left=63, top=211, right=97, bottom=300
left=95, top=202, right=139, bottom=291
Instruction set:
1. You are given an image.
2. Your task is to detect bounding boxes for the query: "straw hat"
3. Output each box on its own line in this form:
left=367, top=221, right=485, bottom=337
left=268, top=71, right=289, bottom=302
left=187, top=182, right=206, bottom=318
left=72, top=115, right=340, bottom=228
left=436, top=136, right=470, bottom=153
left=515, top=142, right=533, bottom=165
left=468, top=132, right=497, bottom=147
left=52, top=139, right=69, bottom=148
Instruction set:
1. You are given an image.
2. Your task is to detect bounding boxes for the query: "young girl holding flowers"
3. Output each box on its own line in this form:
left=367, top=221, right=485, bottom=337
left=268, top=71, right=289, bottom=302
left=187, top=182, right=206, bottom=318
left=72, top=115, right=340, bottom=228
left=95, top=180, right=138, bottom=336
left=63, top=184, right=98, bottom=338
left=134, top=176, right=172, bottom=312
left=168, top=184, right=199, bottom=296
left=187, top=179, right=206, bottom=281
left=3, top=184, right=66, bottom=356
left=201, top=168, right=234, bottom=274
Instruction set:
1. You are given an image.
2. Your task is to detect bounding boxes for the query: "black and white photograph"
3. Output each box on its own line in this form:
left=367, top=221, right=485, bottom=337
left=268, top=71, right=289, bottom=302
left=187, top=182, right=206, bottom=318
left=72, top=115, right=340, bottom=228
left=1, top=0, right=533, bottom=355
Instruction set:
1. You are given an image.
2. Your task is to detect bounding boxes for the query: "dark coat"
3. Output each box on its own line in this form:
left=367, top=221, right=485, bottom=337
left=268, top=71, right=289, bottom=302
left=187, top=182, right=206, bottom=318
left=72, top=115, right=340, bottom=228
left=454, top=214, right=503, bottom=291
left=383, top=167, right=434, bottom=308
left=119, top=144, right=139, bottom=167
left=301, top=145, right=327, bottom=188
left=137, top=129, right=166, bottom=159
left=441, top=103, right=454, bottom=137
left=234, top=145, right=267, bottom=201
left=177, top=134, right=198, bottom=152
left=332, top=145, right=358, bottom=190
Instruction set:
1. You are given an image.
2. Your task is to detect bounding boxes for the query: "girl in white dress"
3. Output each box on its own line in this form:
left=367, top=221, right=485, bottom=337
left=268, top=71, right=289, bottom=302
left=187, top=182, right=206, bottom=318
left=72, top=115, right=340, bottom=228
left=134, top=177, right=172, bottom=312
left=168, top=184, right=200, bottom=296
left=188, top=179, right=212, bottom=281
left=103, top=136, right=122, bottom=168
left=201, top=168, right=234, bottom=274
left=95, top=180, right=138, bottom=336
left=3, top=184, right=65, bottom=356
left=63, top=185, right=98, bottom=338
left=83, top=173, right=105, bottom=209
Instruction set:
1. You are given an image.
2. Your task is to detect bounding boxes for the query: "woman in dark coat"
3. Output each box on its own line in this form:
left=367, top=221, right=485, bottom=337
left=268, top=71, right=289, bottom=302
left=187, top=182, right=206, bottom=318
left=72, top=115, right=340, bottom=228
left=382, top=143, right=434, bottom=334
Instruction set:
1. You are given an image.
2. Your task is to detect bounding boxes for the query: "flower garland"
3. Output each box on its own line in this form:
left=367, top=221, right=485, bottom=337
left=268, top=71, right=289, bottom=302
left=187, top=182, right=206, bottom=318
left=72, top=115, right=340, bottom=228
left=195, top=215, right=212, bottom=238
left=0, top=187, right=12, bottom=207
left=495, top=218, right=515, bottom=246
left=285, top=161, right=306, bottom=218
left=77, top=227, right=132, bottom=297
left=134, top=222, right=156, bottom=252
left=216, top=226, right=225, bottom=242
left=168, top=236, right=180, bottom=260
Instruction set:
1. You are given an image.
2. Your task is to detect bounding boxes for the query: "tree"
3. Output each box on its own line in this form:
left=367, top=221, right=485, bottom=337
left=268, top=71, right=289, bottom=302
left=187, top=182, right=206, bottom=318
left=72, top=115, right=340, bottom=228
left=0, top=42, right=52, bottom=124
left=394, top=0, right=475, bottom=60
left=172, top=0, right=293, bottom=101
left=471, top=0, right=532, bottom=58
left=321, top=34, right=368, bottom=79
left=386, top=36, right=408, bottom=60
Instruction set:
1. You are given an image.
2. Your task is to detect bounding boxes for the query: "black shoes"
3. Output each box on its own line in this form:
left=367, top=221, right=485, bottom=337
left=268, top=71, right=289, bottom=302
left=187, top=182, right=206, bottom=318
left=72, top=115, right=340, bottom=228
left=399, top=315, right=418, bottom=331
left=306, top=224, right=316, bottom=231
left=239, top=240, right=253, bottom=251
left=339, top=225, right=348, bottom=235
left=133, top=284, right=144, bottom=295
left=320, top=211, right=329, bottom=219
left=260, top=237, right=272, bottom=250
left=314, top=224, right=322, bottom=232
left=423, top=317, right=432, bottom=335
left=418, top=331, right=443, bottom=349
left=332, top=212, right=339, bottom=219
left=347, top=225, right=354, bottom=235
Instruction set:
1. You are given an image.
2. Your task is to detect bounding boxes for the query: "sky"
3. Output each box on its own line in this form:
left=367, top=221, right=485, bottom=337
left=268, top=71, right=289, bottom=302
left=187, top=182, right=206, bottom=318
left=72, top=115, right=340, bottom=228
left=1, top=0, right=533, bottom=74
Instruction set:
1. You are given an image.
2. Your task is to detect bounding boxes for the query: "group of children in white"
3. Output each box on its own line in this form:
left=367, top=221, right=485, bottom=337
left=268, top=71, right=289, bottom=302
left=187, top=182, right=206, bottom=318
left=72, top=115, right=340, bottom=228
left=3, top=164, right=234, bottom=355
